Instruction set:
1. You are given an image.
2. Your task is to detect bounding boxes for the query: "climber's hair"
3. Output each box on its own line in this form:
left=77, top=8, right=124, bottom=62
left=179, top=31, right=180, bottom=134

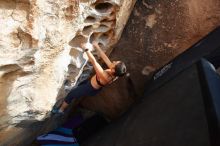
left=114, top=61, right=127, bottom=77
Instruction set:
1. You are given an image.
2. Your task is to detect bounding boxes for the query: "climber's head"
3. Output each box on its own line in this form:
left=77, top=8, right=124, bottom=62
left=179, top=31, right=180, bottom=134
left=111, top=61, right=127, bottom=77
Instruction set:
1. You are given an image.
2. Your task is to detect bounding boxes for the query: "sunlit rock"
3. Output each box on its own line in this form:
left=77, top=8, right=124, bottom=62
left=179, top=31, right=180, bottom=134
left=0, top=0, right=136, bottom=144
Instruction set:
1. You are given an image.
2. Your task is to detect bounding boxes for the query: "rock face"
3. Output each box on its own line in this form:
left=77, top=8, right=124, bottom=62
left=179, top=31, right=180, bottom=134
left=80, top=0, right=220, bottom=120
left=0, top=0, right=136, bottom=144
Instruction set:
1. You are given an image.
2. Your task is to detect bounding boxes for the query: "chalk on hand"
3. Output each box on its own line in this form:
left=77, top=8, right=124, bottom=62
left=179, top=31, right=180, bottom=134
left=84, top=43, right=93, bottom=51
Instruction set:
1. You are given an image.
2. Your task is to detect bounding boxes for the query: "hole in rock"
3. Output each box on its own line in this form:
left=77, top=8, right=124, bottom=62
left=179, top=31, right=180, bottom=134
left=68, top=64, right=77, bottom=73
left=108, top=12, right=116, bottom=20
left=98, top=33, right=109, bottom=45
left=64, top=79, right=71, bottom=86
left=84, top=16, right=96, bottom=23
left=100, top=33, right=109, bottom=41
left=69, top=48, right=80, bottom=57
left=66, top=64, right=79, bottom=82
left=98, top=42, right=105, bottom=48
left=100, top=19, right=115, bottom=27
left=17, top=28, right=33, bottom=49
left=65, top=5, right=73, bottom=14
left=89, top=33, right=100, bottom=44
left=96, top=24, right=109, bottom=32
left=95, top=2, right=113, bottom=13
left=69, top=35, right=88, bottom=48
left=82, top=25, right=93, bottom=35
left=101, top=18, right=108, bottom=22
left=98, top=29, right=114, bottom=45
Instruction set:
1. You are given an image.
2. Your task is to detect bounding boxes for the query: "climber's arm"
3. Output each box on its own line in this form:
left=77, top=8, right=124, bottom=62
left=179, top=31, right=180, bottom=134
left=93, top=42, right=113, bottom=69
left=83, top=48, right=108, bottom=82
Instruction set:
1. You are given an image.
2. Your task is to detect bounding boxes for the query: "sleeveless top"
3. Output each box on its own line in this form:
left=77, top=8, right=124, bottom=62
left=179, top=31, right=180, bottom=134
left=95, top=72, right=116, bottom=87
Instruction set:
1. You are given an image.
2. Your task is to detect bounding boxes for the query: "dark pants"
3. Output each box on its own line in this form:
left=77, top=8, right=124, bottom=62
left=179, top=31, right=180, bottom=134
left=64, top=79, right=101, bottom=104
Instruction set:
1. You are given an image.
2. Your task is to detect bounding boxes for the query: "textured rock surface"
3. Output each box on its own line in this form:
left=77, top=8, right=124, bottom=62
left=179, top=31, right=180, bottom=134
left=80, top=0, right=220, bottom=120
left=0, top=0, right=135, bottom=145
left=0, top=0, right=80, bottom=127
left=1, top=0, right=219, bottom=145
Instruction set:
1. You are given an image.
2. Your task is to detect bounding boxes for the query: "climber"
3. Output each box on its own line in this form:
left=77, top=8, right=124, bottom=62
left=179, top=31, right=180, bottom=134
left=52, top=42, right=127, bottom=114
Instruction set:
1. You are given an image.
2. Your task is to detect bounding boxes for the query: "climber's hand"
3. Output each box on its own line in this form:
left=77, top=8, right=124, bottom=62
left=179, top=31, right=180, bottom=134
left=81, top=43, right=93, bottom=52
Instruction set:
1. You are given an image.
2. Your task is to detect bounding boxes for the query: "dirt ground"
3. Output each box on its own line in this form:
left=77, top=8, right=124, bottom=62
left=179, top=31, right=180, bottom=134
left=81, top=0, right=220, bottom=119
